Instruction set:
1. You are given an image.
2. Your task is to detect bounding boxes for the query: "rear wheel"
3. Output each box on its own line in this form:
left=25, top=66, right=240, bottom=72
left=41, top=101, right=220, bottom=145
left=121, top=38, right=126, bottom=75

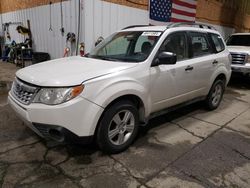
left=96, top=100, right=139, bottom=154
left=205, top=79, right=225, bottom=110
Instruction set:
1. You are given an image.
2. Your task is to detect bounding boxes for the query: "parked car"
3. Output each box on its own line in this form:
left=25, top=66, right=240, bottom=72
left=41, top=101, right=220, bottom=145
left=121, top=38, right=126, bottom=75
left=226, top=33, right=250, bottom=75
left=8, top=23, right=231, bottom=154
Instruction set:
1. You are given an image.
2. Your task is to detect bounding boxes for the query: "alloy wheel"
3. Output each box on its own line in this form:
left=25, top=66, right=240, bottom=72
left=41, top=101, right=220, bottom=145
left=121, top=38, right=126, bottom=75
left=211, top=84, right=223, bottom=107
left=108, top=110, right=135, bottom=145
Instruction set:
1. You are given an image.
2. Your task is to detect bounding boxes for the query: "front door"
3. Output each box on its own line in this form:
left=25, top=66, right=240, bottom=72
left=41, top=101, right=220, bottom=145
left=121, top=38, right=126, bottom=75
left=150, top=32, right=192, bottom=112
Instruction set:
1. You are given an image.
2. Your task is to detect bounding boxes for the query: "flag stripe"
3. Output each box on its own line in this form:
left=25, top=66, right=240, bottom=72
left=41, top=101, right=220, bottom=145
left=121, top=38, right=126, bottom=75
left=171, top=13, right=196, bottom=21
left=180, top=0, right=197, bottom=5
left=150, top=19, right=171, bottom=26
left=171, top=17, right=194, bottom=22
left=172, top=3, right=196, bottom=13
left=172, top=8, right=196, bottom=17
left=172, top=0, right=197, bottom=9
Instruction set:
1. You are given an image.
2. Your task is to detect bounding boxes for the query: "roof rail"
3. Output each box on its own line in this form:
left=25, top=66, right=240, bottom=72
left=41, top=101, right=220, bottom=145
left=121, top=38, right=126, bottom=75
left=166, top=22, right=217, bottom=30
left=122, top=25, right=150, bottom=30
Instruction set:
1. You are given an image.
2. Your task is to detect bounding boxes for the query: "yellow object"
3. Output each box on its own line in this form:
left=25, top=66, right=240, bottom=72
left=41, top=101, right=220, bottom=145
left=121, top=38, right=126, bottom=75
left=71, top=85, right=84, bottom=98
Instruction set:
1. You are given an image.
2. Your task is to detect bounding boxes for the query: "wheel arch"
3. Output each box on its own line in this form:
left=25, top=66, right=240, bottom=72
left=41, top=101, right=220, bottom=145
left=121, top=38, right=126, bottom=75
left=104, top=94, right=146, bottom=122
left=209, top=66, right=230, bottom=90
left=214, top=73, right=227, bottom=83
left=93, top=94, right=147, bottom=139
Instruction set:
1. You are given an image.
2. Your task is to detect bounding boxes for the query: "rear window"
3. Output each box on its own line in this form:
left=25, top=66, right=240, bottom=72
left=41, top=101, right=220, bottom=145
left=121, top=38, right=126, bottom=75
left=226, top=35, right=250, bottom=46
left=210, top=33, right=225, bottom=53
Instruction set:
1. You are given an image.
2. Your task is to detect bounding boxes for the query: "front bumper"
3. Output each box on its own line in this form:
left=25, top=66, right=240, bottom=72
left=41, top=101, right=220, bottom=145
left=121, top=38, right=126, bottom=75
left=8, top=92, right=104, bottom=141
left=231, top=64, right=250, bottom=74
left=32, top=123, right=94, bottom=143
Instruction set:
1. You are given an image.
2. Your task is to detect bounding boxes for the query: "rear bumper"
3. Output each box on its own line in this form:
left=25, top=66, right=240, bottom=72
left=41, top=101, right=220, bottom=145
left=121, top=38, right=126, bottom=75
left=8, top=92, right=104, bottom=141
left=231, top=64, right=250, bottom=74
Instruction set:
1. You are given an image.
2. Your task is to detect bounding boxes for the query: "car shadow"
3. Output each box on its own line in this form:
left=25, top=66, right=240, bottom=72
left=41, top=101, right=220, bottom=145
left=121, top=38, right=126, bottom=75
left=139, top=101, right=203, bottom=136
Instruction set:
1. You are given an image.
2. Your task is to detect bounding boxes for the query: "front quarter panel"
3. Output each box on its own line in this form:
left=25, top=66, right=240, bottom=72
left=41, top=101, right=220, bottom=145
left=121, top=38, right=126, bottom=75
left=81, top=69, right=151, bottom=117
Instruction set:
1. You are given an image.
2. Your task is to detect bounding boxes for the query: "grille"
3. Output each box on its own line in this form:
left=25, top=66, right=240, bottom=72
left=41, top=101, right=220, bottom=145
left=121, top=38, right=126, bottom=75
left=12, top=78, right=38, bottom=105
left=230, top=52, right=247, bottom=64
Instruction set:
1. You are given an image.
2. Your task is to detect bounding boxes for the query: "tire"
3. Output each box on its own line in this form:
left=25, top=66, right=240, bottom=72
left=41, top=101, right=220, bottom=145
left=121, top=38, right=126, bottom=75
left=205, top=79, right=225, bottom=110
left=96, top=100, right=139, bottom=154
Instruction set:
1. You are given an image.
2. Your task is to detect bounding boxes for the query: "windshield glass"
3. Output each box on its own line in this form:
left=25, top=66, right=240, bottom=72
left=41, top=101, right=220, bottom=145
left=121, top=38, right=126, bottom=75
left=226, top=35, right=250, bottom=46
left=88, top=31, right=162, bottom=62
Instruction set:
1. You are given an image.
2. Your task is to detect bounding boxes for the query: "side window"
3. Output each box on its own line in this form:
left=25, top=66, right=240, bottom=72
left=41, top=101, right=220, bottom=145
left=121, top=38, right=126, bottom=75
left=210, top=33, right=225, bottom=53
left=190, top=32, right=212, bottom=57
left=159, top=32, right=188, bottom=61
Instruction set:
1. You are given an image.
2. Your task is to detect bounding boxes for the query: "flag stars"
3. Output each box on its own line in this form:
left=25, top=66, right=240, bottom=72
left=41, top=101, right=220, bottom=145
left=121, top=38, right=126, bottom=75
left=150, top=0, right=172, bottom=22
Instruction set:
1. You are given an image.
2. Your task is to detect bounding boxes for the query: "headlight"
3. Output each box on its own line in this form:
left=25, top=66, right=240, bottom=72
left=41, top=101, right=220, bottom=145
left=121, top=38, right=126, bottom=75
left=33, top=85, right=84, bottom=105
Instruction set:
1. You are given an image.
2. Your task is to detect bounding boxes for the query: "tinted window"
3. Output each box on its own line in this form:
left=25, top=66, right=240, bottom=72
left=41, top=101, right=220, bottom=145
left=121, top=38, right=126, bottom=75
left=226, top=35, right=250, bottom=46
left=159, top=32, right=188, bottom=61
left=134, top=35, right=155, bottom=53
left=190, top=32, right=212, bottom=57
left=211, top=33, right=225, bottom=52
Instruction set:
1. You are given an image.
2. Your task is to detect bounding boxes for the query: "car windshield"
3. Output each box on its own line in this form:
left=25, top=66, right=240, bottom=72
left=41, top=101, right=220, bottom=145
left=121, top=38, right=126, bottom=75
left=87, top=31, right=162, bottom=62
left=226, top=35, right=250, bottom=46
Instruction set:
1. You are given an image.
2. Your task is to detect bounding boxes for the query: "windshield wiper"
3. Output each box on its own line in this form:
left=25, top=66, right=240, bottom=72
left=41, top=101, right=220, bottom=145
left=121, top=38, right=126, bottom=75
left=94, top=56, right=120, bottom=61
left=88, top=55, right=140, bottom=63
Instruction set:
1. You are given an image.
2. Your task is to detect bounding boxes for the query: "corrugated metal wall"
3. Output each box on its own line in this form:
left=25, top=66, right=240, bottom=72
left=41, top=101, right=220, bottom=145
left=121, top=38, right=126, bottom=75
left=84, top=0, right=148, bottom=51
left=0, top=0, right=80, bottom=59
left=0, top=0, right=148, bottom=59
left=0, top=15, right=3, bottom=35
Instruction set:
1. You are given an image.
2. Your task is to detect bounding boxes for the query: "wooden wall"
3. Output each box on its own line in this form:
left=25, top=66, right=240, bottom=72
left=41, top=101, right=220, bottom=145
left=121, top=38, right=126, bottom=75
left=196, top=0, right=250, bottom=32
left=1, top=0, right=250, bottom=31
left=0, top=0, right=66, bottom=14
left=103, top=0, right=148, bottom=10
left=102, top=0, right=250, bottom=31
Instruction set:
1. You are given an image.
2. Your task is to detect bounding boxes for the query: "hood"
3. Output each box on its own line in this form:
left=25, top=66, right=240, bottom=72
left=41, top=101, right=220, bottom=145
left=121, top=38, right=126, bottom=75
left=227, top=46, right=250, bottom=54
left=16, top=56, right=138, bottom=87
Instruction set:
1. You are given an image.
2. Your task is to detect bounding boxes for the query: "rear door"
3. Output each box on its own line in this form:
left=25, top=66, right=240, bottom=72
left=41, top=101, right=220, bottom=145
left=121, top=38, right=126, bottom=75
left=208, top=32, right=228, bottom=70
left=177, top=31, right=215, bottom=99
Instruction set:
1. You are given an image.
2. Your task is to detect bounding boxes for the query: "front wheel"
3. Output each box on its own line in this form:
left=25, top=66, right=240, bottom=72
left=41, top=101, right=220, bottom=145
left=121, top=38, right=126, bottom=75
left=96, top=100, right=139, bottom=154
left=205, top=79, right=225, bottom=110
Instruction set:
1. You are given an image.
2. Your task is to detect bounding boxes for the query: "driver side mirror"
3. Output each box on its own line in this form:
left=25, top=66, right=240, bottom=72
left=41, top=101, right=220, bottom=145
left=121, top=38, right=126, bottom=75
left=152, top=52, right=177, bottom=66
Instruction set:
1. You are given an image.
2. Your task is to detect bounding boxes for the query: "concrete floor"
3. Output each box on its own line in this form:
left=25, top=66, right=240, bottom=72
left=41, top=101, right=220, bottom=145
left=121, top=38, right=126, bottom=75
left=0, top=62, right=250, bottom=188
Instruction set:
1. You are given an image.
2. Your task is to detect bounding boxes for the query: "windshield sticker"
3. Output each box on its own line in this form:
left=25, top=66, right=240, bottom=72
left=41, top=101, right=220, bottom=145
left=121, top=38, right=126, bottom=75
left=141, top=32, right=161, bottom=36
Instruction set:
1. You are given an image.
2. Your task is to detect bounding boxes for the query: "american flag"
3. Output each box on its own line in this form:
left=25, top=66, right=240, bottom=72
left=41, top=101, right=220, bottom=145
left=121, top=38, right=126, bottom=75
left=149, top=0, right=197, bottom=25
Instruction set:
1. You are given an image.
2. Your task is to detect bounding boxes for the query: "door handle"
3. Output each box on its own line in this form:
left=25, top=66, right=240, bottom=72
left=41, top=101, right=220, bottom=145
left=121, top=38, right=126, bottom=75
left=185, top=66, right=194, bottom=71
left=212, top=60, right=218, bottom=65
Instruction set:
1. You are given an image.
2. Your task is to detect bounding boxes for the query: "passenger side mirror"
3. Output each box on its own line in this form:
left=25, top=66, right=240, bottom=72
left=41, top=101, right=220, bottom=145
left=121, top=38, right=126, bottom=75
left=153, top=52, right=177, bottom=66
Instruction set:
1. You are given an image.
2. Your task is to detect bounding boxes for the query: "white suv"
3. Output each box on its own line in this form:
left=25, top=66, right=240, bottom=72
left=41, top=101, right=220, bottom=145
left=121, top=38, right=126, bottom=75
left=226, top=33, right=250, bottom=75
left=8, top=23, right=231, bottom=153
